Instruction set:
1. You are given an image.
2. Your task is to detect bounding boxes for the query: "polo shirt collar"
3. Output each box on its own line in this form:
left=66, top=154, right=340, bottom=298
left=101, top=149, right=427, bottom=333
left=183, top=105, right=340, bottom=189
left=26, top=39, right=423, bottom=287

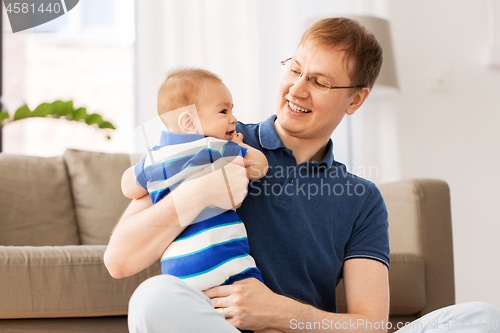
left=159, top=131, right=205, bottom=146
left=257, top=115, right=336, bottom=168
left=321, top=140, right=335, bottom=168
left=258, top=115, right=285, bottom=150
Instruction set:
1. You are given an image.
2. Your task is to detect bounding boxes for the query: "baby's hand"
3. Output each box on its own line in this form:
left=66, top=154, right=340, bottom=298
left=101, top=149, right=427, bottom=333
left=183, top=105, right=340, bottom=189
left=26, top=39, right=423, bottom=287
left=231, top=132, right=244, bottom=145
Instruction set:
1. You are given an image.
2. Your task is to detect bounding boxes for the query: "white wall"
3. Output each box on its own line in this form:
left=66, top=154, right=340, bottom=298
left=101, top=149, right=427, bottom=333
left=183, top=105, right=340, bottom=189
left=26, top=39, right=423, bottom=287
left=387, top=0, right=500, bottom=308
left=133, top=0, right=390, bottom=155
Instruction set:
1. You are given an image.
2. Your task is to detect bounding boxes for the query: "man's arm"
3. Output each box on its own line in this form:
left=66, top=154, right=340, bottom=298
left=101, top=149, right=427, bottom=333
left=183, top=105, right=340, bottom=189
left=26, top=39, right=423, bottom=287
left=104, top=156, right=251, bottom=279
left=342, top=259, right=390, bottom=330
left=205, top=258, right=389, bottom=333
left=104, top=192, right=185, bottom=279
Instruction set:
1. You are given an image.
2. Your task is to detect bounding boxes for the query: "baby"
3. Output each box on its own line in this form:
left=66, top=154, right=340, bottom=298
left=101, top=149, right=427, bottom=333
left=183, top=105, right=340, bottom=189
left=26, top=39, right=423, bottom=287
left=121, top=68, right=268, bottom=291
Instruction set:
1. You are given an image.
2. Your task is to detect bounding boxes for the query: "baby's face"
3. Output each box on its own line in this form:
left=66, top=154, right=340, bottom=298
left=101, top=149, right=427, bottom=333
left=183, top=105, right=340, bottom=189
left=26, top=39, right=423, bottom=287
left=196, top=82, right=237, bottom=140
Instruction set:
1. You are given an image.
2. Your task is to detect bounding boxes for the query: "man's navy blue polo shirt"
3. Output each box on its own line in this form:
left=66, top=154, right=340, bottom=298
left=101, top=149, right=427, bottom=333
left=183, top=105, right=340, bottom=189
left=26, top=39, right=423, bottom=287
left=236, top=115, right=390, bottom=314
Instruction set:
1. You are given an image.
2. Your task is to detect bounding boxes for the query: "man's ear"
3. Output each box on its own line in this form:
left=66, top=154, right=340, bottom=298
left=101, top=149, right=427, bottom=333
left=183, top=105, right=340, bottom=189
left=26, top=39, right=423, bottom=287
left=178, top=111, right=197, bottom=133
left=346, top=87, right=370, bottom=116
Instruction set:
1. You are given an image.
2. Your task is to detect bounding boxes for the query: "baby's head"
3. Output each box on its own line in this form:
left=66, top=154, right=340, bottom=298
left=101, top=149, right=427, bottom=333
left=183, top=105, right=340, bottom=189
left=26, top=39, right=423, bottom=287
left=158, top=68, right=237, bottom=141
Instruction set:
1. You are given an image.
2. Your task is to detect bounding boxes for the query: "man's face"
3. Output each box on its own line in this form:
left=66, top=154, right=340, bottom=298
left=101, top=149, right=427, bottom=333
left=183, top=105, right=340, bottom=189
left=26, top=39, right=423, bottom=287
left=275, top=41, right=363, bottom=143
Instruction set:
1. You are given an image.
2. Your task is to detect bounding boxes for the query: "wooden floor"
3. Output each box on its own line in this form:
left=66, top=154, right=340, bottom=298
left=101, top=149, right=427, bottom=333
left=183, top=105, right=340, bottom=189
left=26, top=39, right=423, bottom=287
left=0, top=316, right=128, bottom=333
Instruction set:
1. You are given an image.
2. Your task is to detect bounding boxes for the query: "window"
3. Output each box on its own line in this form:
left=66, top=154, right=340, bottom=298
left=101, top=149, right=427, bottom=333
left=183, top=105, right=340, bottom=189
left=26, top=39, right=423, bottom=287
left=2, top=0, right=135, bottom=156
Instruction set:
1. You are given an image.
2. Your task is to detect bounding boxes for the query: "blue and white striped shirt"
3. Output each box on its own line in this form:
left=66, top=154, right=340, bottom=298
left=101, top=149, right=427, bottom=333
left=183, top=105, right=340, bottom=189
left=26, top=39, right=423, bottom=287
left=134, top=131, right=263, bottom=290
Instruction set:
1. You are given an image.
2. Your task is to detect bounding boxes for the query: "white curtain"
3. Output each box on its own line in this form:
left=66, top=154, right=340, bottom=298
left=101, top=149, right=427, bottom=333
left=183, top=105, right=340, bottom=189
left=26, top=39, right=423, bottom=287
left=134, top=0, right=399, bottom=183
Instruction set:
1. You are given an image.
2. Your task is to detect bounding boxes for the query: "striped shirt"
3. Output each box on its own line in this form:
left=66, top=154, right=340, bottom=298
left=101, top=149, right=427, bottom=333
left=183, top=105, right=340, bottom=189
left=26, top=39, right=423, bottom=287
left=134, top=131, right=263, bottom=290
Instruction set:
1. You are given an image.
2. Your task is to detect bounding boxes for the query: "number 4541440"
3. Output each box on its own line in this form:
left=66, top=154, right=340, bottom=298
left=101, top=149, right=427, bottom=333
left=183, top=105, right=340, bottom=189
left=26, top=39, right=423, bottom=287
left=5, top=2, right=62, bottom=14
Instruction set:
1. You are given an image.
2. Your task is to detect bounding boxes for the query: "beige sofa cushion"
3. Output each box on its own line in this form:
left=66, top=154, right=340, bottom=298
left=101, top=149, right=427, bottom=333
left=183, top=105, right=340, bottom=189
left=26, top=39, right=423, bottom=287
left=0, top=245, right=161, bottom=318
left=63, top=150, right=132, bottom=245
left=379, top=181, right=423, bottom=256
left=0, top=154, right=79, bottom=246
left=380, top=179, right=454, bottom=317
left=387, top=253, right=426, bottom=315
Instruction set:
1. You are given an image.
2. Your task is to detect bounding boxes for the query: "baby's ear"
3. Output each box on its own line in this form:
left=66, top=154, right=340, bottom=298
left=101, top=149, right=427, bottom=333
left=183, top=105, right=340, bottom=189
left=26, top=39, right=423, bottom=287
left=178, top=111, right=197, bottom=133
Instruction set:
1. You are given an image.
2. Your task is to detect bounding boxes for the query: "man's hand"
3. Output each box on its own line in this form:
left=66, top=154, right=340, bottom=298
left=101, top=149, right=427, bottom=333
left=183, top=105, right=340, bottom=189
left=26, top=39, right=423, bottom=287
left=204, top=155, right=250, bottom=210
left=171, top=155, right=252, bottom=226
left=203, top=278, right=284, bottom=331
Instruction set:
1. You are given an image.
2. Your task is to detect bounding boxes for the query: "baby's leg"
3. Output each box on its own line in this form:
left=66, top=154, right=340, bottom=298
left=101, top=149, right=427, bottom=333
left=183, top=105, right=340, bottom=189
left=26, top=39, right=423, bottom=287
left=254, top=329, right=285, bottom=333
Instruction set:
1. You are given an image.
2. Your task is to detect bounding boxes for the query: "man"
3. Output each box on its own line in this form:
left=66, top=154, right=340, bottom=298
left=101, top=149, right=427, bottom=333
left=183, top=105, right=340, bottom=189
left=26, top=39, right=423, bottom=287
left=104, top=18, right=500, bottom=333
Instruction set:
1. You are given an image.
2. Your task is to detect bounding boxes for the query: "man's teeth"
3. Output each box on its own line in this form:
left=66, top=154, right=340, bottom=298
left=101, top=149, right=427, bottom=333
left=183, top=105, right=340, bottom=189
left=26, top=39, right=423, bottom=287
left=288, top=101, right=311, bottom=113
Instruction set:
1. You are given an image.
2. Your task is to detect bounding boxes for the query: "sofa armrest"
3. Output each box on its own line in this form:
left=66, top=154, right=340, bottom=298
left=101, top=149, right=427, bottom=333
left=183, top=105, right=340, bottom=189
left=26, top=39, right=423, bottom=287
left=411, top=179, right=455, bottom=315
left=337, top=179, right=455, bottom=320
left=0, top=245, right=161, bottom=319
left=379, top=179, right=455, bottom=316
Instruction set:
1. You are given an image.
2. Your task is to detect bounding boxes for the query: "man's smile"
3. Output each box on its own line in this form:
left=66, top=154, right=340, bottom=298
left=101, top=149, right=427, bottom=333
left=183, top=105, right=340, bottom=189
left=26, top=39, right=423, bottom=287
left=288, top=100, right=311, bottom=113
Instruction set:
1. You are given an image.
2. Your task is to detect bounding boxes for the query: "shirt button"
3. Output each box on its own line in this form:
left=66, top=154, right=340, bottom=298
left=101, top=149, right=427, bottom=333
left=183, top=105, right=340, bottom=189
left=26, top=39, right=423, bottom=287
left=283, top=151, right=289, bottom=157
left=288, top=178, right=293, bottom=184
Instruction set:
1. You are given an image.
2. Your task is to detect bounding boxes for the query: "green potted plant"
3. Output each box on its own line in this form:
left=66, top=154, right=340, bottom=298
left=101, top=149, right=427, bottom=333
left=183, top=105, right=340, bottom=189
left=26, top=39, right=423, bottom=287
left=0, top=100, right=116, bottom=152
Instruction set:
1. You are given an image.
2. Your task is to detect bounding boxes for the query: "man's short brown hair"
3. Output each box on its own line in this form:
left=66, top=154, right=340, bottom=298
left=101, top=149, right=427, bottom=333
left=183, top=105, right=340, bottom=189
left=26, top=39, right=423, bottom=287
left=300, top=17, right=383, bottom=90
left=157, top=68, right=222, bottom=116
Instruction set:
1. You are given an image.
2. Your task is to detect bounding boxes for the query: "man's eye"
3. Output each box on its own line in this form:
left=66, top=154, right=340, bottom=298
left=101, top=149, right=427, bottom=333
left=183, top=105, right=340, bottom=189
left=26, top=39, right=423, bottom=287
left=315, top=79, right=330, bottom=88
left=290, top=68, right=301, bottom=75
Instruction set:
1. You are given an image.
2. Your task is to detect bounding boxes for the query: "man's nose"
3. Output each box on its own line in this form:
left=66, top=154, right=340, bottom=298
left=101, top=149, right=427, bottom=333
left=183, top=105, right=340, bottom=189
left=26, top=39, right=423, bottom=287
left=288, top=74, right=310, bottom=99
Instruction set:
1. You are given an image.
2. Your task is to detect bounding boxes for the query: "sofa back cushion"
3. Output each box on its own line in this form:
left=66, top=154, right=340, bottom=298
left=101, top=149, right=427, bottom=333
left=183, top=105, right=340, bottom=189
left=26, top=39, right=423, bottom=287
left=379, top=180, right=423, bottom=256
left=0, top=154, right=80, bottom=246
left=63, top=149, right=132, bottom=245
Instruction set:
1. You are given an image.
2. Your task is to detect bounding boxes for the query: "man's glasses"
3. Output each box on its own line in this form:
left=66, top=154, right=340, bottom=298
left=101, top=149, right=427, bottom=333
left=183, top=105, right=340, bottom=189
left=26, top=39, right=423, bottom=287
left=280, top=58, right=365, bottom=94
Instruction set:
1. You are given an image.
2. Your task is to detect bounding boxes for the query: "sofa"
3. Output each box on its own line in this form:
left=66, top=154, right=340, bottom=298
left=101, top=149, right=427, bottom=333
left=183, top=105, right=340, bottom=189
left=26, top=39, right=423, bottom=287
left=336, top=179, right=455, bottom=332
left=0, top=149, right=455, bottom=332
